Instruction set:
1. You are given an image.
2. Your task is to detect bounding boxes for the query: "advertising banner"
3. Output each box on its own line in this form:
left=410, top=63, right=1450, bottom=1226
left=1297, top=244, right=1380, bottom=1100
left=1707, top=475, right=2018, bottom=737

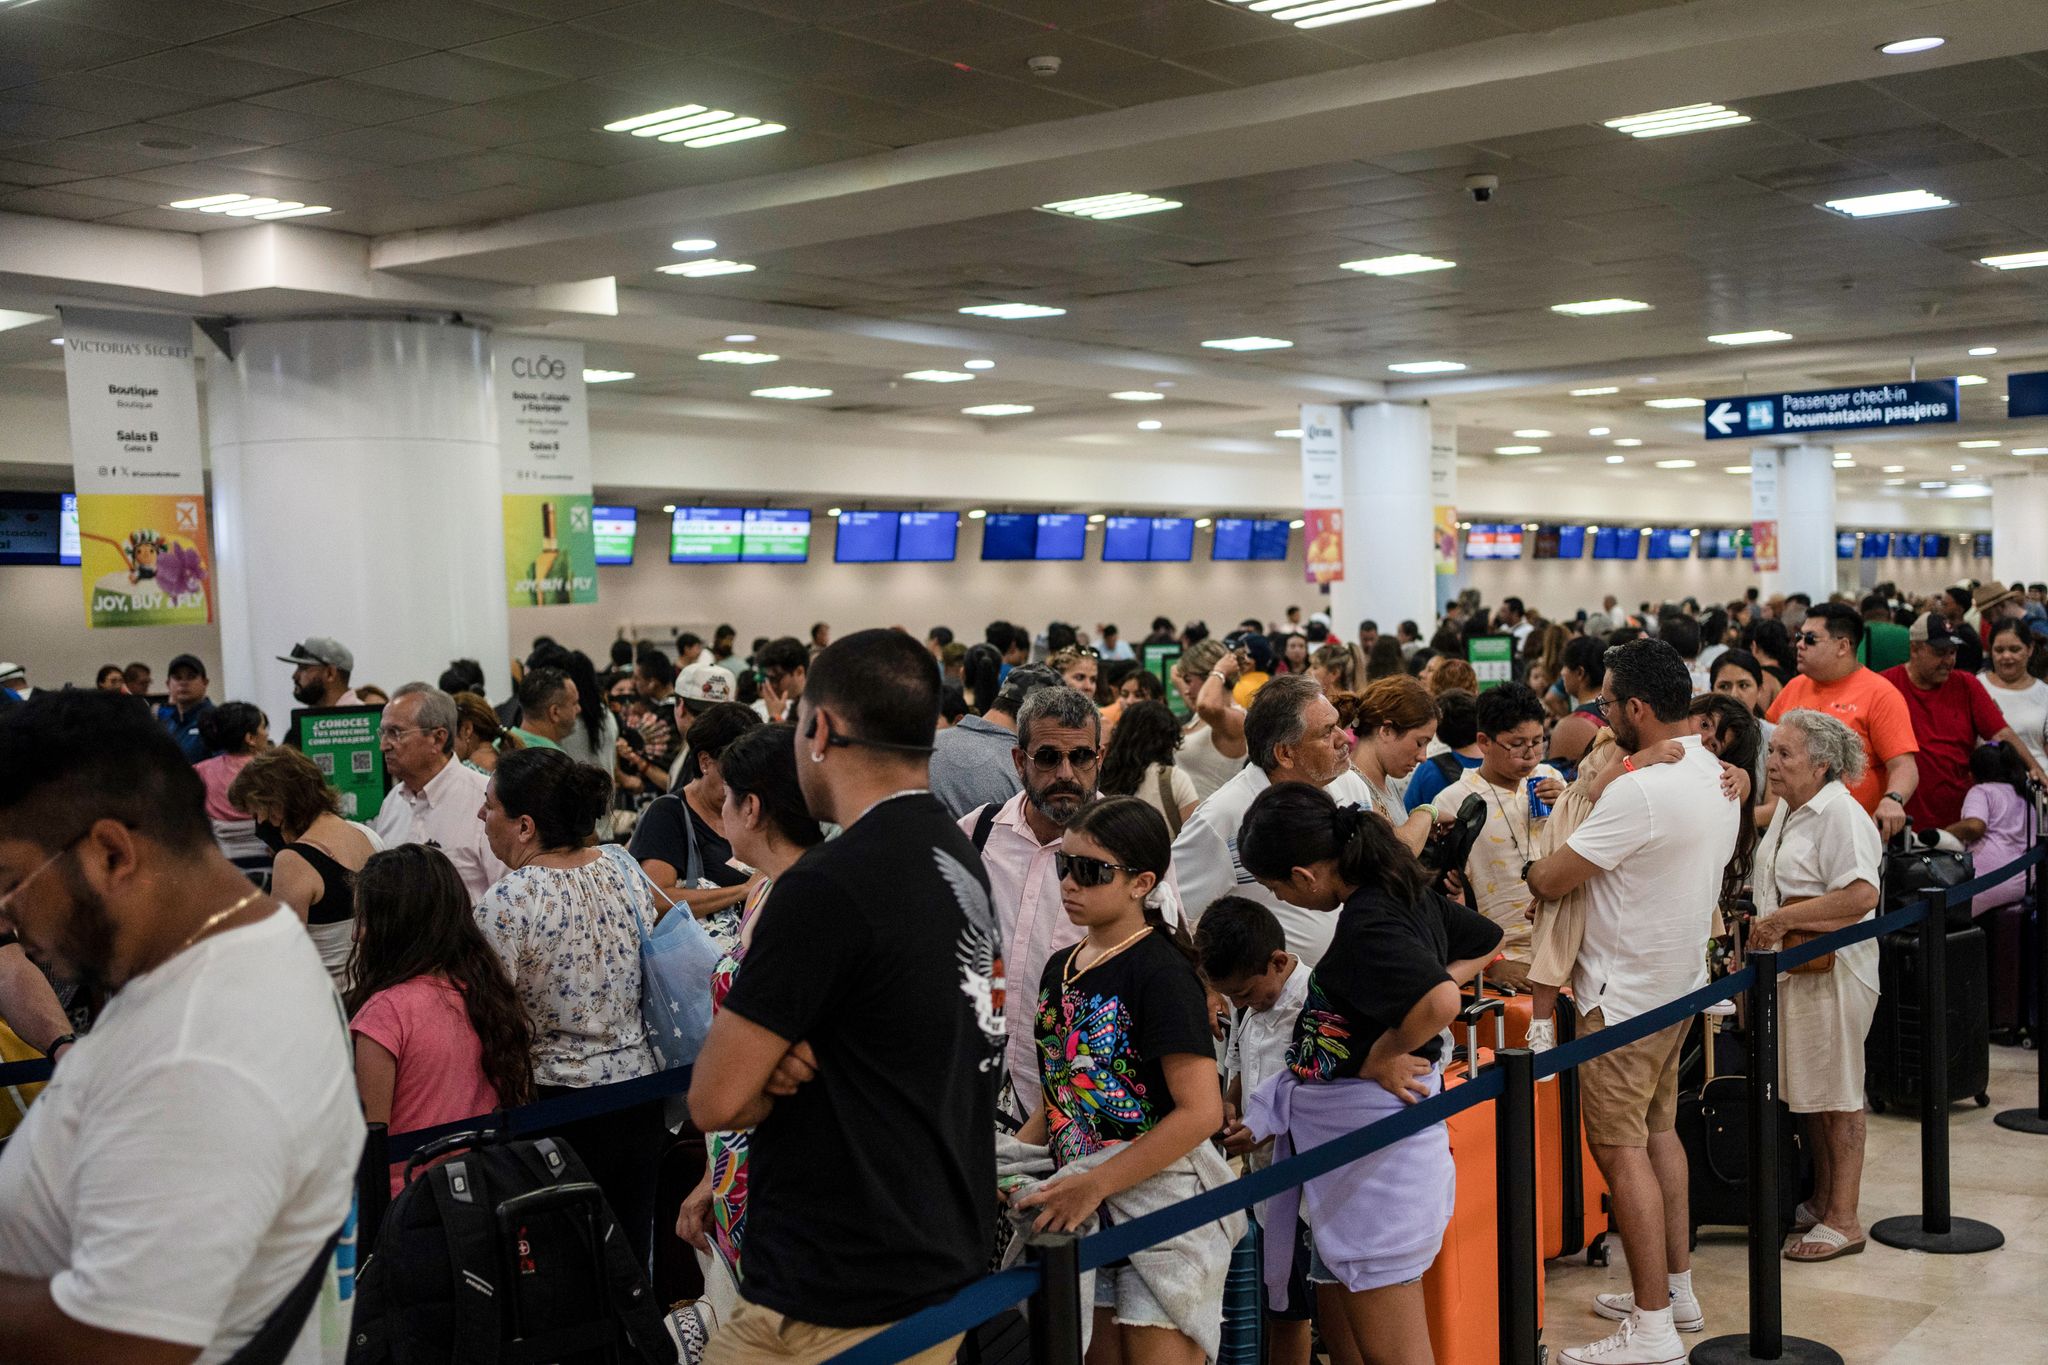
left=1430, top=428, right=1458, bottom=576
left=1749, top=450, right=1780, bottom=573
left=495, top=337, right=596, bottom=606
left=291, top=706, right=388, bottom=821
left=1300, top=404, right=1344, bottom=585
left=59, top=308, right=212, bottom=629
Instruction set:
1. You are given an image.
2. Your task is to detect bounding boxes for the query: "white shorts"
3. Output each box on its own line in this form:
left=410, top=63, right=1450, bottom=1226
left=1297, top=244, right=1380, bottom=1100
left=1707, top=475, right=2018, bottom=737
left=1779, top=969, right=1879, bottom=1114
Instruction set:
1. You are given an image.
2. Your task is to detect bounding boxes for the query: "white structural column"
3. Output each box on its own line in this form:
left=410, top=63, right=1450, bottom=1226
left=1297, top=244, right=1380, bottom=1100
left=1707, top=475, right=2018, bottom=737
left=1329, top=401, right=1437, bottom=637
left=1993, top=473, right=2048, bottom=583
left=209, top=319, right=507, bottom=725
left=1754, top=443, right=1836, bottom=601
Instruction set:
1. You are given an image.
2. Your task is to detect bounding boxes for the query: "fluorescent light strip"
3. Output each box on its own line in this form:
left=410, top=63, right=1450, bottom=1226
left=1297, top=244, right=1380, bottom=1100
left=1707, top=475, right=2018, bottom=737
left=660, top=116, right=759, bottom=143
left=1040, top=192, right=1183, bottom=220
left=960, top=303, right=1066, bottom=319
left=657, top=259, right=755, bottom=277
left=1708, top=329, right=1792, bottom=345
left=1288, top=0, right=1437, bottom=30
left=1137, top=420, right=1162, bottom=430
left=636, top=110, right=734, bottom=138
left=1551, top=298, right=1652, bottom=316
left=582, top=369, right=635, bottom=383
left=962, top=404, right=1034, bottom=416
left=1388, top=360, right=1464, bottom=373
left=1956, top=374, right=1988, bottom=386
left=1109, top=390, right=1165, bottom=401
left=1881, top=37, right=1945, bottom=55
left=685, top=122, right=786, bottom=147
left=167, top=192, right=334, bottom=221
left=1202, top=336, right=1293, bottom=351
left=1340, top=253, right=1455, bottom=276
left=1645, top=397, right=1704, bottom=408
left=1822, top=189, right=1952, bottom=218
left=602, top=103, right=787, bottom=150
left=1274, top=428, right=1304, bottom=438
left=2013, top=447, right=2048, bottom=456
left=1604, top=103, right=1750, bottom=138
left=1570, top=386, right=1620, bottom=396
left=904, top=369, right=975, bottom=382
left=1959, top=439, right=2002, bottom=448
left=1979, top=250, right=2048, bottom=270
left=1655, top=459, right=1697, bottom=469
left=752, top=386, right=830, bottom=400
left=698, top=350, right=779, bottom=364
left=605, top=105, right=706, bottom=132
left=1513, top=430, right=1551, bottom=438
left=1494, top=445, right=1542, bottom=455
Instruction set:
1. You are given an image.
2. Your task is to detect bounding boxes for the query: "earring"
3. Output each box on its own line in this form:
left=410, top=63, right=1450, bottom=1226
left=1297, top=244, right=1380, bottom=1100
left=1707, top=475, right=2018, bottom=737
left=810, top=749, right=824, bottom=764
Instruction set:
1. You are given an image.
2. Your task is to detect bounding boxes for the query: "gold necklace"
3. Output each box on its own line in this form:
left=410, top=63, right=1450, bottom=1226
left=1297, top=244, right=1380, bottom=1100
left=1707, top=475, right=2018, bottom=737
left=170, top=886, right=266, bottom=959
left=1064, top=924, right=1153, bottom=984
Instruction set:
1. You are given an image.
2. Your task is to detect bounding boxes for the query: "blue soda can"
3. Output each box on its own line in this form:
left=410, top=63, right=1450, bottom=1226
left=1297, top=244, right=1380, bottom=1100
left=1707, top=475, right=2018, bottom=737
left=1527, top=777, right=1552, bottom=819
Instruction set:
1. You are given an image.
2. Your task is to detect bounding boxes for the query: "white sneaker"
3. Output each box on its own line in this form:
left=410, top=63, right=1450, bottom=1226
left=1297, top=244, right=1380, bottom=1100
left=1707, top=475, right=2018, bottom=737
left=1558, top=1315, right=1687, bottom=1364
left=1526, top=1017, right=1556, bottom=1051
left=1593, top=1290, right=1703, bottom=1333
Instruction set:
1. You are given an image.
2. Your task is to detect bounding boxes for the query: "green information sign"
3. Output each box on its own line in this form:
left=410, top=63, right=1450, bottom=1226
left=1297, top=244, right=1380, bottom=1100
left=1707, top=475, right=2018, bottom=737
left=292, top=705, right=389, bottom=821
left=1468, top=635, right=1513, bottom=691
left=1144, top=643, right=1185, bottom=719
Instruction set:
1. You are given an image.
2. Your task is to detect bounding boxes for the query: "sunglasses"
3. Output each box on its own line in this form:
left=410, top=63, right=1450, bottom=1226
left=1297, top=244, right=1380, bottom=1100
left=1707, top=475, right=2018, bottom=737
left=1055, top=851, right=1138, bottom=887
left=1027, top=745, right=1100, bottom=771
left=1796, top=631, right=1829, bottom=647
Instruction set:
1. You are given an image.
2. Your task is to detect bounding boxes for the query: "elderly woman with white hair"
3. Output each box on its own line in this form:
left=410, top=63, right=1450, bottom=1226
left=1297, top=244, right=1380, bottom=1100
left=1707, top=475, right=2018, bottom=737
left=1746, top=707, right=1884, bottom=1265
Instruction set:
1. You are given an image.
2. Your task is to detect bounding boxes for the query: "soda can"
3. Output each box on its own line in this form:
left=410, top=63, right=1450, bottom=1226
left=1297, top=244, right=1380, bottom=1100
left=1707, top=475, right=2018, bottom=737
left=1527, top=776, right=1552, bottom=819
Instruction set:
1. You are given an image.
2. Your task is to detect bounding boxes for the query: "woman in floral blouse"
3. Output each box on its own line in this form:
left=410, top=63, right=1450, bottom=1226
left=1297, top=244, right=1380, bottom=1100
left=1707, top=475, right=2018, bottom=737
left=476, top=746, right=663, bottom=1265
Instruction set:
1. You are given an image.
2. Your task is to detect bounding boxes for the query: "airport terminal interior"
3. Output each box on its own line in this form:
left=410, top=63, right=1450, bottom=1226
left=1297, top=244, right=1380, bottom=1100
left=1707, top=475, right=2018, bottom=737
left=6, top=2, right=2048, bottom=1364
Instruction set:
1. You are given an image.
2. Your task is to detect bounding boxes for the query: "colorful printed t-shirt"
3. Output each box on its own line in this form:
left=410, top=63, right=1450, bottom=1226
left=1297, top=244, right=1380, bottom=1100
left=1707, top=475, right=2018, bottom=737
left=1036, top=930, right=1213, bottom=1169
left=1287, top=886, right=1502, bottom=1082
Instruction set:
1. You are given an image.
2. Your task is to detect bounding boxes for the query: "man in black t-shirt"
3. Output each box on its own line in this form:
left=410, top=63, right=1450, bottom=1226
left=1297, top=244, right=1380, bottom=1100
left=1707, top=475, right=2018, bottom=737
left=693, top=630, right=1001, bottom=1365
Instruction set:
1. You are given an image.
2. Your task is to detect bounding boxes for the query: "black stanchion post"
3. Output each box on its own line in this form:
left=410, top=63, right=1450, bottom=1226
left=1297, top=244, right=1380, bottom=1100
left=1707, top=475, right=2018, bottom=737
left=356, top=1123, right=390, bottom=1252
left=1873, top=898, right=2003, bottom=1253
left=1996, top=840, right=2048, bottom=1135
left=1555, top=1005, right=1588, bottom=1257
left=1024, top=1231, right=1084, bottom=1365
left=1695, top=951, right=1842, bottom=1365
left=1495, top=1048, right=1540, bottom=1365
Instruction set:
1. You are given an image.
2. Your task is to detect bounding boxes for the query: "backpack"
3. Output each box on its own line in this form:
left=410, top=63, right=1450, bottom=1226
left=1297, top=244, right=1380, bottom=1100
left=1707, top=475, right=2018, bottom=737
left=347, top=1130, right=674, bottom=1365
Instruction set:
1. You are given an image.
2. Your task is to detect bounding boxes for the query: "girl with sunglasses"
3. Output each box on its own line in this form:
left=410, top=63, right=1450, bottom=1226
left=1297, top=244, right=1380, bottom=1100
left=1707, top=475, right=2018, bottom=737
left=1012, top=797, right=1241, bottom=1365
left=1234, top=783, right=1502, bottom=1365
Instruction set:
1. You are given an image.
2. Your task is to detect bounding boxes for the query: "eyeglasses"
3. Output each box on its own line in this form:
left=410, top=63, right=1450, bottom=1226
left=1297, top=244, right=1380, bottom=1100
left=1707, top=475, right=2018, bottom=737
left=0, top=829, right=92, bottom=924
left=1489, top=736, right=1544, bottom=756
left=1055, top=851, right=1138, bottom=887
left=1027, top=745, right=1100, bottom=771
left=378, top=724, right=428, bottom=741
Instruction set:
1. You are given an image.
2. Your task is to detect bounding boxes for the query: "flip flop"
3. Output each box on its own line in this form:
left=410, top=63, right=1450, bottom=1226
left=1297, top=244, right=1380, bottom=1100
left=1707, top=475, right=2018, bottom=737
left=1788, top=1200, right=1823, bottom=1237
left=1784, top=1222, right=1865, bottom=1263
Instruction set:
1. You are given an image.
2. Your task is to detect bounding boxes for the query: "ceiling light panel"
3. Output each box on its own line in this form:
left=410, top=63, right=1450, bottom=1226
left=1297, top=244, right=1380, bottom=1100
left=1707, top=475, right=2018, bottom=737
left=1880, top=37, right=1945, bottom=55
left=658, top=259, right=755, bottom=277
left=904, top=369, right=976, bottom=382
left=1978, top=250, right=2048, bottom=270
left=1821, top=189, right=1952, bottom=217
left=1655, top=459, right=1698, bottom=468
left=166, top=193, right=332, bottom=220
left=1956, top=374, right=1988, bottom=385
left=698, top=350, right=779, bottom=364
left=752, top=386, right=830, bottom=400
left=1202, top=336, right=1293, bottom=351
left=1513, top=429, right=1552, bottom=438
left=1708, top=329, right=1793, bottom=345
left=582, top=369, right=634, bottom=383
left=1226, top=0, right=1438, bottom=32
left=1340, top=253, right=1456, bottom=276
left=1551, top=298, right=1653, bottom=316
left=1494, top=445, right=1543, bottom=455
left=1570, top=386, right=1621, bottom=397
left=1039, top=192, right=1182, bottom=220
left=1644, top=397, right=1704, bottom=408
left=963, top=404, right=1034, bottom=416
left=603, top=105, right=786, bottom=148
left=1109, top=390, right=1166, bottom=401
left=960, top=303, right=1066, bottom=319
left=1604, top=103, right=1750, bottom=139
left=1388, top=360, right=1465, bottom=373
left=0, top=310, right=53, bottom=334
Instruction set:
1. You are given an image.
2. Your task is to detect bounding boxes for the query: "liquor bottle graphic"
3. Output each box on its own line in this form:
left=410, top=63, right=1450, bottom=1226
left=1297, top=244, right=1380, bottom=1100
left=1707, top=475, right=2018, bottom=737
left=527, top=500, right=572, bottom=605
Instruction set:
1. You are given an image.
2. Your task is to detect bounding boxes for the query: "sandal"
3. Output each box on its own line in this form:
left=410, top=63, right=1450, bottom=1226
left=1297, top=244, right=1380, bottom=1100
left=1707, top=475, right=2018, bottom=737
left=1784, top=1222, right=1865, bottom=1263
left=1787, top=1200, right=1823, bottom=1238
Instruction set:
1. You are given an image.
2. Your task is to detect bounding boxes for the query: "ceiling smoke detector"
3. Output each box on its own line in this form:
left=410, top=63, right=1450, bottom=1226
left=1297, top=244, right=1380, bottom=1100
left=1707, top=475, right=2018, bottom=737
left=1028, top=55, right=1062, bottom=76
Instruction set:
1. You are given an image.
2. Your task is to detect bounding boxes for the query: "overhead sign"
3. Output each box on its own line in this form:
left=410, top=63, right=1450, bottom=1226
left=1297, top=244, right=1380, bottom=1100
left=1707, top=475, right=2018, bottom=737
left=1703, top=379, right=1959, bottom=440
left=2009, top=370, right=2048, bottom=419
left=1299, top=404, right=1345, bottom=585
left=60, top=307, right=214, bottom=629
left=495, top=337, right=596, bottom=607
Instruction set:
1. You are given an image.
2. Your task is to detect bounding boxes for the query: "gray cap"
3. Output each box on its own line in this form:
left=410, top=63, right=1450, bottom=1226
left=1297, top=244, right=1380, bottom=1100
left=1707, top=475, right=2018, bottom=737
left=277, top=637, right=353, bottom=672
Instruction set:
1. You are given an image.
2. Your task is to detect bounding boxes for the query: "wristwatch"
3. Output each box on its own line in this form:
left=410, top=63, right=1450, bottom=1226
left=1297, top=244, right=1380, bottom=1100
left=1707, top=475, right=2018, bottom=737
left=45, top=1032, right=76, bottom=1063
left=1883, top=791, right=1907, bottom=806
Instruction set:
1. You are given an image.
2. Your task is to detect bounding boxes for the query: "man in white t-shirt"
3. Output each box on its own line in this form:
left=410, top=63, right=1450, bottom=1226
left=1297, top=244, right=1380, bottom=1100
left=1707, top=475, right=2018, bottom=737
left=1528, top=640, right=1739, bottom=1365
left=1173, top=675, right=1374, bottom=967
left=0, top=690, right=361, bottom=1365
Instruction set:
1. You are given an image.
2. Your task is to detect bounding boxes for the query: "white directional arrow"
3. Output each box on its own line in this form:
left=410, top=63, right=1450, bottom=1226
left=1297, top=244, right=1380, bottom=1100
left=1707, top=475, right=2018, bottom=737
left=1707, top=401, right=1741, bottom=436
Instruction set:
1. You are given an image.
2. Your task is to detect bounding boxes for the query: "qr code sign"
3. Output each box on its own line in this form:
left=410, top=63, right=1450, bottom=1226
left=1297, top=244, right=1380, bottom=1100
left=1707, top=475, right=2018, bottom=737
left=315, top=753, right=335, bottom=776
left=352, top=751, right=373, bottom=775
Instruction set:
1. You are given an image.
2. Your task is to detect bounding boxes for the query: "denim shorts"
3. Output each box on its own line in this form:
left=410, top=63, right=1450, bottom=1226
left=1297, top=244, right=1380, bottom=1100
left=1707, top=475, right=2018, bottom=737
left=1093, top=1263, right=1176, bottom=1331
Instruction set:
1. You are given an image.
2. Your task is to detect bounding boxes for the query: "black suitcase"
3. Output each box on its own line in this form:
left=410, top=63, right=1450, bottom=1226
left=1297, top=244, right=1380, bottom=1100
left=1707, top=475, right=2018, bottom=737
left=1865, top=926, right=1992, bottom=1112
left=1985, top=899, right=2033, bottom=1045
left=1676, top=1075, right=1811, bottom=1247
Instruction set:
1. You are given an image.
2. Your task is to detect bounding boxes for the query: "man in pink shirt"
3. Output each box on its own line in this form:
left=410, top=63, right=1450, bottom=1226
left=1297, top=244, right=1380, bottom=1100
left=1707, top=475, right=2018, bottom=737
left=958, top=685, right=1102, bottom=1117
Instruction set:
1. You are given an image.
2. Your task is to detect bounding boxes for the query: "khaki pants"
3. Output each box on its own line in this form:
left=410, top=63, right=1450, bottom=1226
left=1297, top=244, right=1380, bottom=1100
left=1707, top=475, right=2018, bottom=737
left=705, top=1297, right=964, bottom=1365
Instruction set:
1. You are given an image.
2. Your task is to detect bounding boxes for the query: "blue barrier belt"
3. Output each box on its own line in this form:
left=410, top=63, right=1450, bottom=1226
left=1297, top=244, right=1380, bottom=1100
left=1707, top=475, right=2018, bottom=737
left=383, top=1064, right=695, bottom=1162
left=1775, top=899, right=1928, bottom=972
left=0, top=1057, right=53, bottom=1088
left=826, top=1266, right=1042, bottom=1365
left=1937, top=843, right=2046, bottom=908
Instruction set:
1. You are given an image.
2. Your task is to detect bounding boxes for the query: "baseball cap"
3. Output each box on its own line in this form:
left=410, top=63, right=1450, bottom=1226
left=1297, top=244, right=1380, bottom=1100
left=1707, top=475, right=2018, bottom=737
left=994, top=664, right=1060, bottom=712
left=677, top=660, right=735, bottom=713
left=277, top=638, right=354, bottom=672
left=0, top=662, right=22, bottom=686
left=1908, top=613, right=1960, bottom=649
left=166, top=653, right=208, bottom=680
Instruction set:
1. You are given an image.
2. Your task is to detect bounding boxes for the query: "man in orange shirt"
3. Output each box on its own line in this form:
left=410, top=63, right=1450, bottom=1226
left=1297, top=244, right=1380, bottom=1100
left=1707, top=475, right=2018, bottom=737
left=1766, top=602, right=1919, bottom=838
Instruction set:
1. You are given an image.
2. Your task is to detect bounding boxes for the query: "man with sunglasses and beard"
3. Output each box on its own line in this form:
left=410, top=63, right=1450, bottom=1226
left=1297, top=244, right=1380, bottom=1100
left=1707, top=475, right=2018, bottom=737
left=1765, top=601, right=1920, bottom=838
left=0, top=691, right=360, bottom=1365
left=958, top=684, right=1118, bottom=1115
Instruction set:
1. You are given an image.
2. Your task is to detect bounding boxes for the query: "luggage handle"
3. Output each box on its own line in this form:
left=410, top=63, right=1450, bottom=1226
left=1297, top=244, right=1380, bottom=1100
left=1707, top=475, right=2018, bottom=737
left=402, top=1125, right=503, bottom=1185
left=1457, top=996, right=1506, bottom=1074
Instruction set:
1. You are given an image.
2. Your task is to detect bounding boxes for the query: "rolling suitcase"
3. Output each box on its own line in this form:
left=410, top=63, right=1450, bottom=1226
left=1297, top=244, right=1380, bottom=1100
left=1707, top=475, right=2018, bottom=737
left=1985, top=899, right=2032, bottom=1045
left=1676, top=1074, right=1811, bottom=1247
left=1865, top=925, right=1993, bottom=1111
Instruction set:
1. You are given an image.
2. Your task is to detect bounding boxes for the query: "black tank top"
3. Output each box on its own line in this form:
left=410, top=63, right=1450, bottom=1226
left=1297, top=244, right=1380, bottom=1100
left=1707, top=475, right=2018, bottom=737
left=285, top=841, right=356, bottom=925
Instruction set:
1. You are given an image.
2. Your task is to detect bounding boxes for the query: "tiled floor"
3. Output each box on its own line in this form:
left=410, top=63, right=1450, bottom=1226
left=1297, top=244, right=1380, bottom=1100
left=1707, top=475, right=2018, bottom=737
left=1545, top=1045, right=2048, bottom=1364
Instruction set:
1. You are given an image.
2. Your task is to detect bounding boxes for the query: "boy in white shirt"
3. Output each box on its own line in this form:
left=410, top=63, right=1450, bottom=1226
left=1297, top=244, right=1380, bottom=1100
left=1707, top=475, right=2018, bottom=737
left=1199, top=896, right=1316, bottom=1365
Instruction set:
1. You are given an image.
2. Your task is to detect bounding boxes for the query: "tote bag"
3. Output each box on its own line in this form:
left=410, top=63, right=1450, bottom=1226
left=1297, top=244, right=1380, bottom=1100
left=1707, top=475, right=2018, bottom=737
left=623, top=851, right=720, bottom=1069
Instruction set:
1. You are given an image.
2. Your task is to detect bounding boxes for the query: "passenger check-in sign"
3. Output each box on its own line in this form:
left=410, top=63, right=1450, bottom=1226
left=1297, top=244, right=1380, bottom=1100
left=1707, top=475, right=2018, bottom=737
left=1703, top=379, right=1960, bottom=439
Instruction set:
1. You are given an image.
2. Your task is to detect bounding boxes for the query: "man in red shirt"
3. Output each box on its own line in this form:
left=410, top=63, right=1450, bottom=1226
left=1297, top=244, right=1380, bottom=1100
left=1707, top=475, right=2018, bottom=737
left=1881, top=613, right=2047, bottom=828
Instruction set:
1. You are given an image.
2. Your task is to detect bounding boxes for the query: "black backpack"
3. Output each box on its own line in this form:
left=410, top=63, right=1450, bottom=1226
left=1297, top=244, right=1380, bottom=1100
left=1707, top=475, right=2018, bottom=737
left=347, top=1130, right=673, bottom=1365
